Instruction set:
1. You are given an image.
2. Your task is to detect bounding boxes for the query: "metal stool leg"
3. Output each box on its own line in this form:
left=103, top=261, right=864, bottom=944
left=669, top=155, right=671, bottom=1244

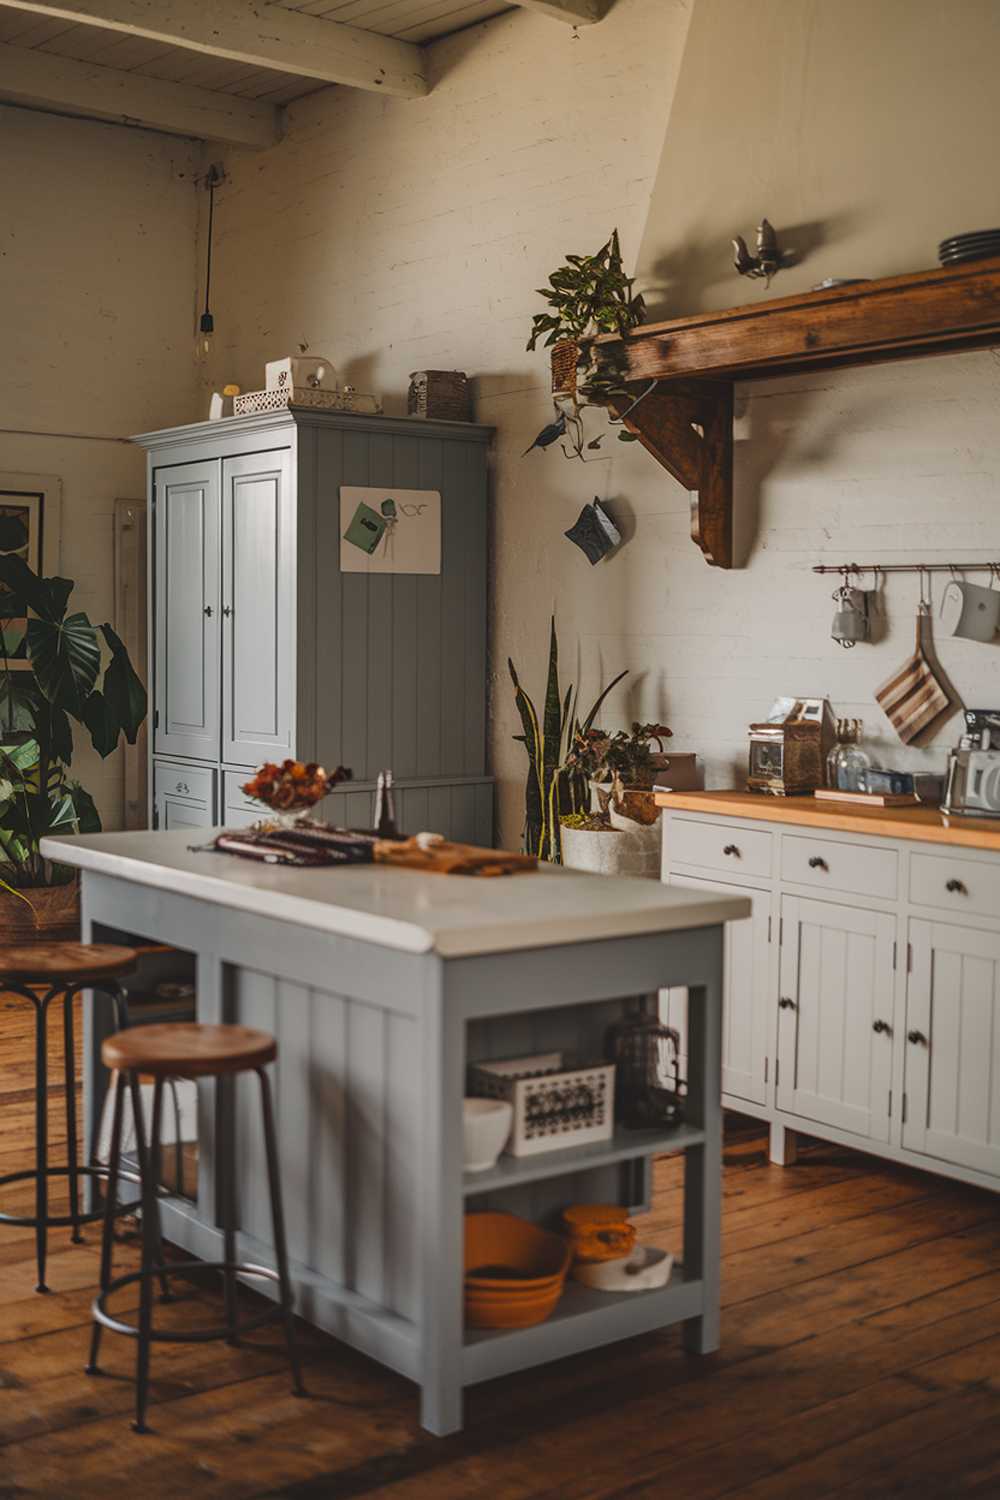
left=221, top=1074, right=239, bottom=1346
left=63, top=986, right=83, bottom=1245
left=133, top=1075, right=164, bottom=1434
left=86, top=1070, right=126, bottom=1376
left=33, top=990, right=52, bottom=1294
left=126, top=1072, right=171, bottom=1303
left=258, top=1067, right=304, bottom=1396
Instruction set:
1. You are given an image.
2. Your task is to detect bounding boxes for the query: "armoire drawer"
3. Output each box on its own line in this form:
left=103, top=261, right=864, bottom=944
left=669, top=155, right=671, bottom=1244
left=910, top=851, right=1000, bottom=921
left=667, top=818, right=772, bottom=879
left=781, top=833, right=897, bottom=900
left=154, top=761, right=215, bottom=806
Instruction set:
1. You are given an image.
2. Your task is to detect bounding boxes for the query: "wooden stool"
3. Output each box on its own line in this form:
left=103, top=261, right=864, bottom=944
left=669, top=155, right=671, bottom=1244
left=0, top=943, right=138, bottom=1294
left=87, top=1022, right=304, bottom=1433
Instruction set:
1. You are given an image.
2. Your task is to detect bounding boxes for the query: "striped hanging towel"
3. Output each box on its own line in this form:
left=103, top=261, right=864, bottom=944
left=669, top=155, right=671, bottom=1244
left=875, top=604, right=951, bottom=744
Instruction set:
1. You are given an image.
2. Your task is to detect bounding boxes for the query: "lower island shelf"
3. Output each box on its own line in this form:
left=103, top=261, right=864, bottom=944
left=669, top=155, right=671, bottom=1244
left=462, top=1122, right=706, bottom=1196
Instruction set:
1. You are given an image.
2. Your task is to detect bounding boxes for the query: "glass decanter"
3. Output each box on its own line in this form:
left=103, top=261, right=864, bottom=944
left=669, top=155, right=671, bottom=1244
left=826, top=718, right=873, bottom=792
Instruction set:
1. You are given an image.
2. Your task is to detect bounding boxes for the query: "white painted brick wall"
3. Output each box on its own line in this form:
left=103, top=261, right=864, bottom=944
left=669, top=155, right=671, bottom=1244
left=0, top=106, right=200, bottom=827
left=199, top=0, right=1000, bottom=848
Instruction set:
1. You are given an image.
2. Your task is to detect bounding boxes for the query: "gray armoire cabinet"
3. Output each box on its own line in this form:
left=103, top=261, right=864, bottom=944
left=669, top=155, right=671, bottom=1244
left=134, top=408, right=494, bottom=843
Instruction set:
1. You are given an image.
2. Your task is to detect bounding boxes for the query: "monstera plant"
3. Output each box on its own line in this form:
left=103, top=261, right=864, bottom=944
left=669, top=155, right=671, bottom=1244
left=0, top=552, right=146, bottom=901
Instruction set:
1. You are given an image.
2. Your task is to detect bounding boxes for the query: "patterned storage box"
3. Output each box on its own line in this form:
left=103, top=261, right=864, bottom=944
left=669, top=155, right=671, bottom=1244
left=469, top=1052, right=615, bottom=1157
left=233, top=387, right=382, bottom=416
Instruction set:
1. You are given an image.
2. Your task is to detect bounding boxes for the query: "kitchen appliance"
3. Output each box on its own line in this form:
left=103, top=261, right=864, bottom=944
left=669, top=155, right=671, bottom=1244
left=943, top=747, right=1000, bottom=818
left=747, top=697, right=836, bottom=796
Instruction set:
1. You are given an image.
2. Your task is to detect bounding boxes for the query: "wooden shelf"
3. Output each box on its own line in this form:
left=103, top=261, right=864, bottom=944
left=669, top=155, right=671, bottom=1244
left=463, top=1121, right=704, bottom=1197
left=588, top=257, right=1000, bottom=569
left=462, top=1269, right=701, bottom=1385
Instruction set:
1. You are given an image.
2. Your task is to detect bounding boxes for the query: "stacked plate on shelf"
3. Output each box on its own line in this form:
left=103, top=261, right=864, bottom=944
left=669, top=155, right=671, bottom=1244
left=939, top=229, right=1000, bottom=267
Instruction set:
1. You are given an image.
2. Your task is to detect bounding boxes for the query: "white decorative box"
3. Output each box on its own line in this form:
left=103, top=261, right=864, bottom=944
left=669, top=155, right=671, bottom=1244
left=265, top=355, right=336, bottom=391
left=468, top=1052, right=615, bottom=1157
left=233, top=387, right=382, bottom=417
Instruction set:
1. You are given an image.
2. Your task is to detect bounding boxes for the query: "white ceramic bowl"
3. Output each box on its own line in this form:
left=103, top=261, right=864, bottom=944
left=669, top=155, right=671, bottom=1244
left=463, top=1098, right=513, bottom=1172
left=572, top=1246, right=673, bottom=1292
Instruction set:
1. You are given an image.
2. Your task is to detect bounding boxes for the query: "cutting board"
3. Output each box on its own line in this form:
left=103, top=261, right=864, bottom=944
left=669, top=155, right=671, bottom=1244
left=876, top=605, right=954, bottom=744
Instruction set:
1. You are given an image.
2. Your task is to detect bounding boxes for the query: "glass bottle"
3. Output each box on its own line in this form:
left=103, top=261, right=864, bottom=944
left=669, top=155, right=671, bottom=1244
left=826, top=719, right=873, bottom=792
left=373, top=769, right=399, bottom=838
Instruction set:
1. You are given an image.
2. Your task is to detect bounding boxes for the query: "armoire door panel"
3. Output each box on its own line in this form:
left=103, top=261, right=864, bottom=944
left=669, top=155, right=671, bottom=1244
left=222, top=450, right=294, bottom=768
left=153, top=462, right=220, bottom=761
left=904, top=920, right=1000, bottom=1178
left=776, top=896, right=895, bottom=1142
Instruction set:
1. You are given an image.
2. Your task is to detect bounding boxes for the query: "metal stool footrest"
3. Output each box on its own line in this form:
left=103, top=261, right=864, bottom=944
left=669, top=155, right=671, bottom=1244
left=0, top=1163, right=139, bottom=1229
left=92, top=1259, right=290, bottom=1344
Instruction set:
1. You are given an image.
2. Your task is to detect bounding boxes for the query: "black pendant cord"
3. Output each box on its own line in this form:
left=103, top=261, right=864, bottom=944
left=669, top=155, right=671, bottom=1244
left=200, top=169, right=218, bottom=337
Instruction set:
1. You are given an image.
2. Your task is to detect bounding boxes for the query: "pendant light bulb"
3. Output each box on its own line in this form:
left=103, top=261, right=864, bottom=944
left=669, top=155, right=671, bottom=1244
left=196, top=163, right=223, bottom=365
left=196, top=309, right=214, bottom=361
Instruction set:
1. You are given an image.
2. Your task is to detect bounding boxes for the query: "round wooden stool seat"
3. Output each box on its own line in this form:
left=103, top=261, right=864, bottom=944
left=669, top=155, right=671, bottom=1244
left=102, top=1022, right=277, bottom=1079
left=0, top=942, right=137, bottom=983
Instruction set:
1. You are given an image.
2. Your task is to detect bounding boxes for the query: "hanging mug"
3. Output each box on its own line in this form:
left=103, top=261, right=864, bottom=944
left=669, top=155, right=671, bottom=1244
left=831, top=586, right=870, bottom=649
left=940, top=577, right=1000, bottom=643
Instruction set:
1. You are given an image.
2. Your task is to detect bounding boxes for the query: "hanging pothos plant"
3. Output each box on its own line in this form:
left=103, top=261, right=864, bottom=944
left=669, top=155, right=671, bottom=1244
left=524, top=230, right=657, bottom=461
left=0, top=552, right=146, bottom=890
left=508, top=618, right=626, bottom=863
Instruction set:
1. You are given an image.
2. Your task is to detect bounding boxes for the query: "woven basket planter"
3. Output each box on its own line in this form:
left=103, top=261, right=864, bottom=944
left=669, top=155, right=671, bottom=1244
left=0, top=879, right=80, bottom=944
left=550, top=340, right=580, bottom=399
left=407, top=370, right=471, bottom=422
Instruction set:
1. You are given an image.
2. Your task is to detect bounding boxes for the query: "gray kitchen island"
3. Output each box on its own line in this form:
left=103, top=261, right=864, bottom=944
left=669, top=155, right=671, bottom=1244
left=42, top=829, right=748, bottom=1435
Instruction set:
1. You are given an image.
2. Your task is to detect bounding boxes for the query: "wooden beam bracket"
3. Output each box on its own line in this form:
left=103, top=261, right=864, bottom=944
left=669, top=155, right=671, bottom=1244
left=608, top=381, right=734, bottom=569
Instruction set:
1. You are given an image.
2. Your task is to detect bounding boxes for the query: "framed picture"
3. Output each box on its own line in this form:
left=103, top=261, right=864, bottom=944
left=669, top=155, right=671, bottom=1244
left=0, top=473, right=61, bottom=672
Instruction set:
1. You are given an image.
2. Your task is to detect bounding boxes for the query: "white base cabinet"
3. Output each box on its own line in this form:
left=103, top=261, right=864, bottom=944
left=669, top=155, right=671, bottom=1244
left=662, top=806, right=1000, bottom=1194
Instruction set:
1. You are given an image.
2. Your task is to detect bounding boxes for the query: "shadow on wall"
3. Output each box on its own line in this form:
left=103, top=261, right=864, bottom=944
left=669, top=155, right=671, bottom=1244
left=639, top=214, right=856, bottom=320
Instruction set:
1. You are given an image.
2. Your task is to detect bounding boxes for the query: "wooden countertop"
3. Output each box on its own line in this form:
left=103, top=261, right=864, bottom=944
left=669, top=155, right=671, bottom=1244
left=655, top=789, right=1000, bottom=853
left=41, top=829, right=750, bottom=958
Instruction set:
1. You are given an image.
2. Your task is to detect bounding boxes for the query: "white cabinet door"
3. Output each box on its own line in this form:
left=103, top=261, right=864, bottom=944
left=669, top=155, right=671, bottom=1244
left=221, top=450, right=294, bottom=768
left=662, top=876, right=772, bottom=1106
left=903, top=920, right=1000, bottom=1178
left=153, top=462, right=220, bottom=762
left=776, top=896, right=895, bottom=1143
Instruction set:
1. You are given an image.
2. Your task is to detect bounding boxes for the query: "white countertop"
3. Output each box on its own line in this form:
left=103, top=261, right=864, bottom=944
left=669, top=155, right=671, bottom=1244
left=41, top=829, right=750, bottom=958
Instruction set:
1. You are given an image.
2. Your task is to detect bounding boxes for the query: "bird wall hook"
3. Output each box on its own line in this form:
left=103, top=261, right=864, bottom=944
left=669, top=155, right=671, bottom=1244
left=732, top=218, right=784, bottom=285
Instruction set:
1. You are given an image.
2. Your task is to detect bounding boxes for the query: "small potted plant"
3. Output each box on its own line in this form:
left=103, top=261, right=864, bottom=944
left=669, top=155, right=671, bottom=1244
left=527, top=230, right=645, bottom=401
left=565, top=722, right=673, bottom=813
left=559, top=723, right=677, bottom=879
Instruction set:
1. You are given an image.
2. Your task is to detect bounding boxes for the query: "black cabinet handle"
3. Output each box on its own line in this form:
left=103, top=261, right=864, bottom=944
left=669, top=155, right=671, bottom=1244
left=945, top=878, right=967, bottom=895
left=778, top=997, right=796, bottom=1011
left=908, top=1029, right=928, bottom=1046
left=872, top=1019, right=891, bottom=1035
left=808, top=856, right=829, bottom=871
left=723, top=843, right=740, bottom=857
left=176, top=782, right=190, bottom=795
left=223, top=604, right=233, bottom=618
left=203, top=604, right=213, bottom=617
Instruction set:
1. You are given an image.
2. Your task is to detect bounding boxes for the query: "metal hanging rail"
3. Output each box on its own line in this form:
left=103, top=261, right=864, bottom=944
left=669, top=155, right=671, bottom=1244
left=812, top=561, right=1000, bottom=576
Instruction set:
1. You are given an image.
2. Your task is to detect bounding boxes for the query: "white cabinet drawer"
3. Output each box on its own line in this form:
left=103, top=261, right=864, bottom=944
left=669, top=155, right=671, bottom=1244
left=154, top=761, right=215, bottom=807
left=910, top=852, right=1000, bottom=921
left=667, top=817, right=772, bottom=879
left=781, top=833, right=897, bottom=900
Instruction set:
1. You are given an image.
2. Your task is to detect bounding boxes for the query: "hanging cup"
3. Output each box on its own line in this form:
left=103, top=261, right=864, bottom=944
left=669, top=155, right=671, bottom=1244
left=940, top=577, right=1000, bottom=642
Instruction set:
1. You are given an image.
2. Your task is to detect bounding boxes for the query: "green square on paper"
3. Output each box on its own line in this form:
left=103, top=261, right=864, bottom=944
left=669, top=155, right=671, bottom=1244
left=343, top=501, right=387, bottom=555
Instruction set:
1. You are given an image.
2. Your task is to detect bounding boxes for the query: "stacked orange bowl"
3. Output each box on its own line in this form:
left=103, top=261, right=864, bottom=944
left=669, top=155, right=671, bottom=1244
left=464, top=1212, right=572, bottom=1329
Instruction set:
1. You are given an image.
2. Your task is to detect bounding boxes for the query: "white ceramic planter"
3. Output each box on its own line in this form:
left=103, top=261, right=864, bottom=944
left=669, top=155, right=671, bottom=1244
left=560, top=823, right=660, bottom=878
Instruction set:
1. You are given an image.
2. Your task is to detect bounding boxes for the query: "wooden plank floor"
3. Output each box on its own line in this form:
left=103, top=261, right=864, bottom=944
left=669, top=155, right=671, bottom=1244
left=3, top=1002, right=1000, bottom=1497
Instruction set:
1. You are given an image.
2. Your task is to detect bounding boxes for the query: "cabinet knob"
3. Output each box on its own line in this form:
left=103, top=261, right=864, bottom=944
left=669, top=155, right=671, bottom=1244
left=907, top=1029, right=928, bottom=1046
left=778, top=997, right=796, bottom=1011
left=176, top=782, right=190, bottom=794
left=723, top=843, right=740, bottom=857
left=872, top=1018, right=891, bottom=1035
left=945, top=878, right=967, bottom=895
left=203, top=604, right=213, bottom=617
left=808, top=856, right=829, bottom=871
left=223, top=605, right=233, bottom=618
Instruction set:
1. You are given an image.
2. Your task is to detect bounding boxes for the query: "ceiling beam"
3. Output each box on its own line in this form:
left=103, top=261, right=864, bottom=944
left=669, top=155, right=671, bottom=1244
left=0, top=40, right=279, bottom=144
left=511, top=0, right=610, bottom=22
left=0, top=0, right=427, bottom=96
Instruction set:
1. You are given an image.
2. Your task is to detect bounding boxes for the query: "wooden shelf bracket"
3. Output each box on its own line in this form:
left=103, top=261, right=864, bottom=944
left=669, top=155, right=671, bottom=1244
left=610, top=381, right=734, bottom=569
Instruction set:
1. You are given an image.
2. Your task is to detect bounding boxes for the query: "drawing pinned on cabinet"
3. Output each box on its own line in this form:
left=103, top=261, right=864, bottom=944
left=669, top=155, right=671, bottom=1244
left=340, top=486, right=441, bottom=575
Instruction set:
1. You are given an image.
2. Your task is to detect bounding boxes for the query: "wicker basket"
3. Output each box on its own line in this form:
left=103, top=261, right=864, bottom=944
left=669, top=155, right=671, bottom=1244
left=550, top=340, right=580, bottom=399
left=469, top=1052, right=615, bottom=1157
left=407, top=370, right=471, bottom=422
left=0, top=879, right=80, bottom=944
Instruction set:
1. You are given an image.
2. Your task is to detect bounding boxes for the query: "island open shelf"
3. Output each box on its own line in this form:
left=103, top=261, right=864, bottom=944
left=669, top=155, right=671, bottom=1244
left=44, top=826, right=744, bottom=1436
left=463, top=1122, right=706, bottom=1196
